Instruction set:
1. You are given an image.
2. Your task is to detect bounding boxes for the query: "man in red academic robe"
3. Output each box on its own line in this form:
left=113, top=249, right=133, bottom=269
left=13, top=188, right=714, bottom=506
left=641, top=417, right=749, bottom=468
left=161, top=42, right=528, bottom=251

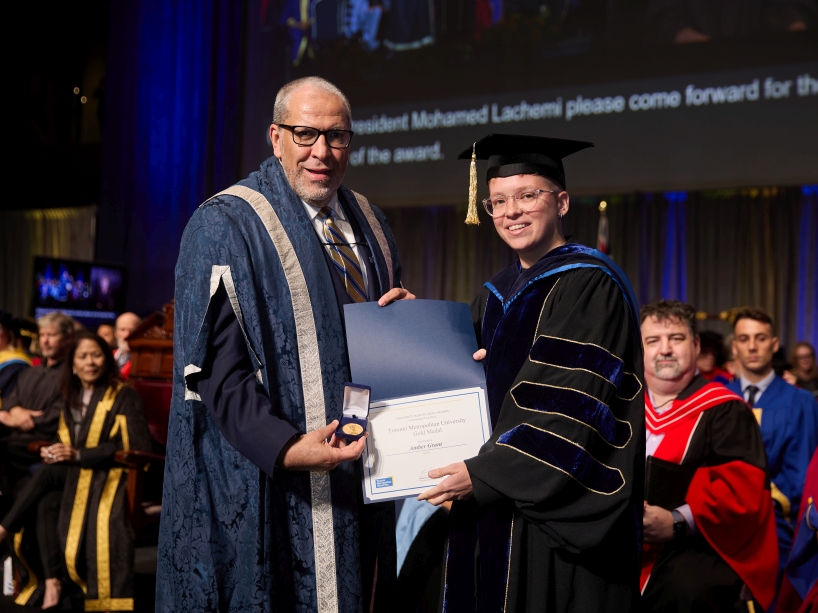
left=640, top=300, right=779, bottom=612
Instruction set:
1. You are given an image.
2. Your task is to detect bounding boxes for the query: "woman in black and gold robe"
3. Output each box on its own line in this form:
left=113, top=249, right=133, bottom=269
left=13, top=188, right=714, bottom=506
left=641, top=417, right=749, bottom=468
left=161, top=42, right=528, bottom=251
left=0, top=331, right=150, bottom=610
left=419, top=134, right=645, bottom=613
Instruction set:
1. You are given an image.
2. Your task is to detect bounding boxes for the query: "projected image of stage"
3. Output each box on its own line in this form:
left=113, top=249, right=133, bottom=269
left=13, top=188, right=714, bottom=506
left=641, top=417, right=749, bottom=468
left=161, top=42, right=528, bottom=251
left=31, top=257, right=127, bottom=328
left=242, top=0, right=817, bottom=205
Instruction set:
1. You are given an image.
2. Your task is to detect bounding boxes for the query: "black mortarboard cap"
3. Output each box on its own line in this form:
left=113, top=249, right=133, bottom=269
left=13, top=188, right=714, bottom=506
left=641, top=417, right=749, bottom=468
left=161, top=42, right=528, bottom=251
left=14, top=317, right=38, bottom=339
left=457, top=134, right=593, bottom=189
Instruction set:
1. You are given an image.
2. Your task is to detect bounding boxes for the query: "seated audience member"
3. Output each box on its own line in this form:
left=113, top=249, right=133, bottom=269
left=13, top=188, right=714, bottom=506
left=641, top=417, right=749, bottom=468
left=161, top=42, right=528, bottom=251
left=0, top=310, right=32, bottom=402
left=0, top=332, right=151, bottom=609
left=640, top=300, right=778, bottom=613
left=774, top=449, right=818, bottom=613
left=646, top=0, right=815, bottom=44
left=726, top=308, right=818, bottom=583
left=114, top=312, right=141, bottom=379
left=96, top=322, right=117, bottom=349
left=696, top=330, right=732, bottom=384
left=723, top=333, right=741, bottom=379
left=784, top=342, right=818, bottom=398
left=13, top=317, right=41, bottom=361
left=0, top=313, right=73, bottom=496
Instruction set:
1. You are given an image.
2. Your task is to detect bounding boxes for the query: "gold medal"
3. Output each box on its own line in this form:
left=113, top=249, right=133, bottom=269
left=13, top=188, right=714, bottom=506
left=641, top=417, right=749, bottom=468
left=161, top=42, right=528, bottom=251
left=342, top=423, right=364, bottom=436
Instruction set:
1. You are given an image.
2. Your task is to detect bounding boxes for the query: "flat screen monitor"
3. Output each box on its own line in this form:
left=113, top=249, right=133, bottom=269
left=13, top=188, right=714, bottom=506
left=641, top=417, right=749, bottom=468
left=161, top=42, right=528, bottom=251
left=31, top=257, right=127, bottom=329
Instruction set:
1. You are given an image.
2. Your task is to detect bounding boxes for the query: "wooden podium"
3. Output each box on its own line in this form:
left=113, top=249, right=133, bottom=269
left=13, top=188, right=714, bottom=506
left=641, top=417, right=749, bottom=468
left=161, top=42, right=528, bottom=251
left=128, top=301, right=174, bottom=445
left=111, top=301, right=176, bottom=536
left=129, top=300, right=174, bottom=379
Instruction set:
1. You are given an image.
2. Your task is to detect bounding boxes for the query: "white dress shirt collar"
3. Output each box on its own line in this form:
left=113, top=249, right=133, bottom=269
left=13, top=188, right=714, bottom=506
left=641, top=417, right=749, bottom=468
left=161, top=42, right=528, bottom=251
left=739, top=369, right=776, bottom=403
left=301, top=192, right=344, bottom=222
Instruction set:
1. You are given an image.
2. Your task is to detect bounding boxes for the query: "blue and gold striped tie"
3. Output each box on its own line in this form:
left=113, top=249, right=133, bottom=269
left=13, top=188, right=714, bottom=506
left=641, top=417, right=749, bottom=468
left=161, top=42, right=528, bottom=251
left=318, top=206, right=367, bottom=303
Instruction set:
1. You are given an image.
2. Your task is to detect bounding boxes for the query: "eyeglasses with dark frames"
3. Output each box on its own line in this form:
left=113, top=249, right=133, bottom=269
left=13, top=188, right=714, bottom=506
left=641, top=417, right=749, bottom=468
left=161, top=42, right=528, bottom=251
left=277, top=124, right=355, bottom=149
left=482, top=189, right=562, bottom=218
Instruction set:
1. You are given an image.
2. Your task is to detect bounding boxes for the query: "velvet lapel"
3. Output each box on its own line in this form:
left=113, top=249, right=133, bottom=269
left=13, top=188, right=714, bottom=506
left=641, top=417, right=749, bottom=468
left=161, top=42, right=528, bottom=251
left=485, top=243, right=640, bottom=331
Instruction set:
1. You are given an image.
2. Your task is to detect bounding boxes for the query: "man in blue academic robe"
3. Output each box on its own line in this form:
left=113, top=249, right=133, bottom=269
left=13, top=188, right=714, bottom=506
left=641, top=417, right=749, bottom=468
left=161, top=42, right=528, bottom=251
left=727, top=307, right=818, bottom=584
left=156, top=77, right=412, bottom=613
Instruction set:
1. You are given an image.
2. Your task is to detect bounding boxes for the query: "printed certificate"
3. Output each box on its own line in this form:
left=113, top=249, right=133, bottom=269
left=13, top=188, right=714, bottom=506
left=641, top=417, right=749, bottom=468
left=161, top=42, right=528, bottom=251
left=361, top=386, right=491, bottom=503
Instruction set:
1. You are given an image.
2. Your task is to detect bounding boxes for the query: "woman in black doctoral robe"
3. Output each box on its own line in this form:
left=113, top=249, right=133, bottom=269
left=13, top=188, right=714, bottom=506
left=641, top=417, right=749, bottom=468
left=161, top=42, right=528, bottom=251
left=419, top=134, right=645, bottom=613
left=0, top=332, right=151, bottom=610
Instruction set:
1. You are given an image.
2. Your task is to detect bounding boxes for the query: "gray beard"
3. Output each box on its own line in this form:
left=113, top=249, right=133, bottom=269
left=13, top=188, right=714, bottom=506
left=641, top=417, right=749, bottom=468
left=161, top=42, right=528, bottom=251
left=653, top=359, right=682, bottom=380
left=281, top=158, right=342, bottom=207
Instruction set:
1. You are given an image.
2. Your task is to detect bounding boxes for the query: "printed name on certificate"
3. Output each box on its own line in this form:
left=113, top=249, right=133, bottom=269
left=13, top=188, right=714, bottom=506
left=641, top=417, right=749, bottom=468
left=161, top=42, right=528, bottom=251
left=361, top=386, right=490, bottom=503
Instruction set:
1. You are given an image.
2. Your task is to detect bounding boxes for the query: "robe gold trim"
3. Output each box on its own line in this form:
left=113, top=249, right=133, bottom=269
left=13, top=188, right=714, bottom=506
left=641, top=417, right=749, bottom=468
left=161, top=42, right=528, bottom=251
left=58, top=412, right=71, bottom=445
left=63, top=383, right=127, bottom=610
left=85, top=411, right=131, bottom=610
left=13, top=529, right=38, bottom=605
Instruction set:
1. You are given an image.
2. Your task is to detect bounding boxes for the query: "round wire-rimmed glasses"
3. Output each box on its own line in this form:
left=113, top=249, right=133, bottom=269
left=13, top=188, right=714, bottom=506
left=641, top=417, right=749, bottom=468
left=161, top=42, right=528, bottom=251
left=482, top=189, right=561, bottom=217
left=276, top=124, right=355, bottom=149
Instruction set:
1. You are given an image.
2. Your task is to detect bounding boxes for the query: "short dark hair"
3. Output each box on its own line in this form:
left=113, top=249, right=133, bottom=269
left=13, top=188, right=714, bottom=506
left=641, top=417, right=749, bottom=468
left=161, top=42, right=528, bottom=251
left=640, top=300, right=698, bottom=336
left=60, top=332, right=124, bottom=408
left=732, top=307, right=777, bottom=336
left=699, top=330, right=726, bottom=364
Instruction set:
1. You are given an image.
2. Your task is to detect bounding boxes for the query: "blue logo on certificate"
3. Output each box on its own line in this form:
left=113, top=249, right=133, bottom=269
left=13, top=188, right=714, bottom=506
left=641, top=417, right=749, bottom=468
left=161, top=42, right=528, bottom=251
left=375, top=477, right=393, bottom=488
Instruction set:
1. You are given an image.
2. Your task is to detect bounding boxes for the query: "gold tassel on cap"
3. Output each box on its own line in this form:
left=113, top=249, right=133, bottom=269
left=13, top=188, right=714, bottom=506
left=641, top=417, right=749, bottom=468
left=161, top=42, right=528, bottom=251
left=465, top=143, right=480, bottom=225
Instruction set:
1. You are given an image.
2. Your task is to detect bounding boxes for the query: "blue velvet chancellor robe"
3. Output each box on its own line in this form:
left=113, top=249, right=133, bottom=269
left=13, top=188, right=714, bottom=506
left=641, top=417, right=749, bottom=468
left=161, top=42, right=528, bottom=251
left=445, top=244, right=645, bottom=613
left=726, top=375, right=818, bottom=576
left=156, top=156, right=403, bottom=613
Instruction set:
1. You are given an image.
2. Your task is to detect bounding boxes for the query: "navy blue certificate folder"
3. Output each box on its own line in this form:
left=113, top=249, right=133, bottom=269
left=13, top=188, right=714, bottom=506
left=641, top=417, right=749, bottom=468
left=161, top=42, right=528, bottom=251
left=343, top=300, right=487, bottom=401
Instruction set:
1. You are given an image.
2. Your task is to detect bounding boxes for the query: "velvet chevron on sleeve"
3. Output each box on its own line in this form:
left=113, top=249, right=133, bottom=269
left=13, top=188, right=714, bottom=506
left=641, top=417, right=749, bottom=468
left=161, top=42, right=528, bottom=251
left=446, top=244, right=645, bottom=613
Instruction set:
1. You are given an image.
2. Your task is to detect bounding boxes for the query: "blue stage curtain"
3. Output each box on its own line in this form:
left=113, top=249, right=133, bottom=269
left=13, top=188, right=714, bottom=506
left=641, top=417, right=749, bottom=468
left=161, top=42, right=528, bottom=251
left=796, top=186, right=818, bottom=349
left=386, top=186, right=815, bottom=354
left=96, top=0, right=245, bottom=315
left=661, top=192, right=688, bottom=302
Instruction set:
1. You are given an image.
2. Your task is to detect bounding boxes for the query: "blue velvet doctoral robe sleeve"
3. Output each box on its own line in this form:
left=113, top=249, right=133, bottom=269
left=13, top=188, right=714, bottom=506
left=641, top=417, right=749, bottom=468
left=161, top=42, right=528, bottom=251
left=192, top=283, right=300, bottom=478
left=465, top=268, right=644, bottom=551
